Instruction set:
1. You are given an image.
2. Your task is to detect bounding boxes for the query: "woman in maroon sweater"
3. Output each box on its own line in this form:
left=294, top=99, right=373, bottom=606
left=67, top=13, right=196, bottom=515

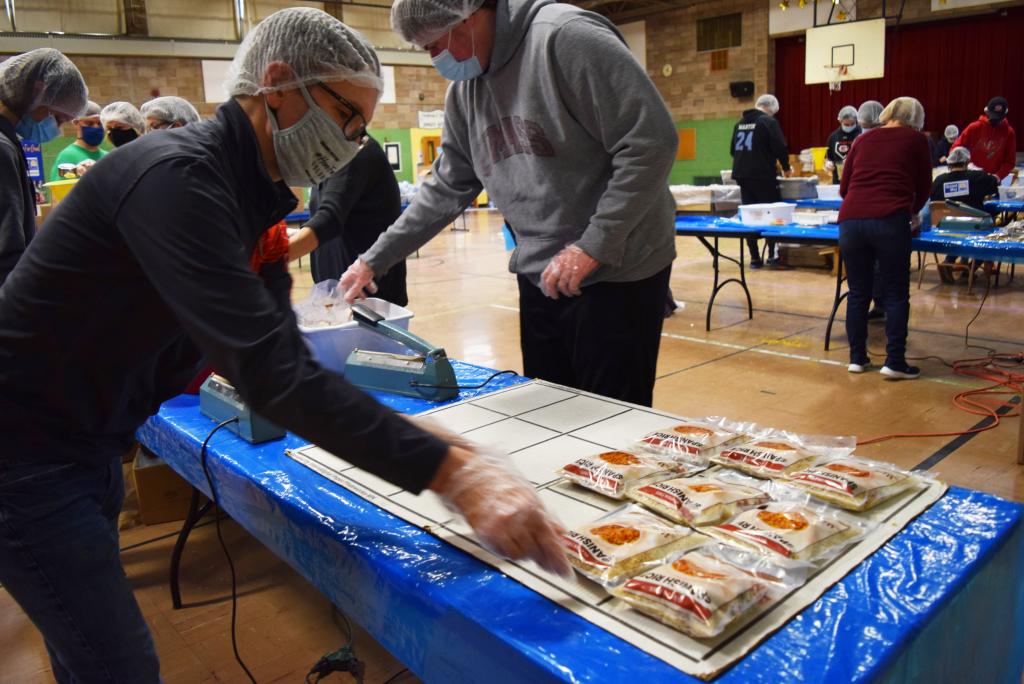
left=838, top=97, right=932, bottom=380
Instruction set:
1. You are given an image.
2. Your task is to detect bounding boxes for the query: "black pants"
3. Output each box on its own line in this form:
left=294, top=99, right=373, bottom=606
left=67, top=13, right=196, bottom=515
left=518, top=265, right=671, bottom=407
left=839, top=214, right=912, bottom=368
left=736, top=179, right=779, bottom=261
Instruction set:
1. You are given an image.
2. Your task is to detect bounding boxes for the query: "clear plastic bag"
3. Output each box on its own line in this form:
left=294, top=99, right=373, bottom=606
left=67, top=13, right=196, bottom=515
left=294, top=279, right=351, bottom=328
left=561, top=504, right=705, bottom=586
left=610, top=542, right=805, bottom=639
left=626, top=471, right=771, bottom=526
left=635, top=417, right=750, bottom=468
left=558, top=450, right=677, bottom=499
left=711, top=430, right=855, bottom=480
left=784, top=456, right=924, bottom=511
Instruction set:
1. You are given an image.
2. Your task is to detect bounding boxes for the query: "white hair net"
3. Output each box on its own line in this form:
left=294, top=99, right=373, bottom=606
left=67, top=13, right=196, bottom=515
left=880, top=97, right=925, bottom=131
left=0, top=48, right=87, bottom=119
left=946, top=146, right=971, bottom=166
left=837, top=105, right=858, bottom=121
left=944, top=124, right=959, bottom=140
left=225, top=7, right=382, bottom=97
left=857, top=100, right=883, bottom=128
left=141, top=96, right=200, bottom=128
left=391, top=0, right=486, bottom=47
left=100, top=101, right=146, bottom=135
left=755, top=94, right=780, bottom=115
left=78, top=100, right=101, bottom=119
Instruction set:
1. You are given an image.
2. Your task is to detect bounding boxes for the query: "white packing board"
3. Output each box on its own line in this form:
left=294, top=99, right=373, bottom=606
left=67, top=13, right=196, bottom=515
left=286, top=380, right=947, bottom=680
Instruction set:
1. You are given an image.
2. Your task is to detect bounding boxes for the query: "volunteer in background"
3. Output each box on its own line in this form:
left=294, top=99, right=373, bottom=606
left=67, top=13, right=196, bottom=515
left=953, top=97, right=1016, bottom=180
left=48, top=100, right=105, bottom=180
left=838, top=97, right=932, bottom=380
left=933, top=124, right=959, bottom=166
left=340, top=0, right=678, bottom=407
left=0, top=9, right=568, bottom=683
left=100, top=100, right=145, bottom=147
left=931, top=145, right=999, bottom=279
left=730, top=93, right=791, bottom=269
left=0, top=48, right=87, bottom=286
left=824, top=105, right=860, bottom=184
left=140, top=95, right=201, bottom=131
left=857, top=100, right=883, bottom=132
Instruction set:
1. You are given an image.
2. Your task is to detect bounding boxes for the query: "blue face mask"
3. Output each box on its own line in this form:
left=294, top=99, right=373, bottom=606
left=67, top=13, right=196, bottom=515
left=432, top=27, right=483, bottom=81
left=16, top=113, right=60, bottom=143
left=80, top=125, right=105, bottom=147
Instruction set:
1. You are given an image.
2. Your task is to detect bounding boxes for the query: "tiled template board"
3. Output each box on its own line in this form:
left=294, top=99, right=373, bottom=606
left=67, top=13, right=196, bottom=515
left=286, top=380, right=947, bottom=680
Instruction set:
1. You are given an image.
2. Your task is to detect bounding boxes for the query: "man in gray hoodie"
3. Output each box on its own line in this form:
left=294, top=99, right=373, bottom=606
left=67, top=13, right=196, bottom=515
left=340, top=0, right=678, bottom=406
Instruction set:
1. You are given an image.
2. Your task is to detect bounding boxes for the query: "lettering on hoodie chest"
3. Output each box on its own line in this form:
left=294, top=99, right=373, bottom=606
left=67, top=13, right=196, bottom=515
left=479, top=115, right=555, bottom=177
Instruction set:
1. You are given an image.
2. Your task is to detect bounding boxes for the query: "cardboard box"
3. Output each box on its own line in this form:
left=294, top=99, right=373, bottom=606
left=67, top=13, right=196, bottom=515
left=133, top=447, right=196, bottom=525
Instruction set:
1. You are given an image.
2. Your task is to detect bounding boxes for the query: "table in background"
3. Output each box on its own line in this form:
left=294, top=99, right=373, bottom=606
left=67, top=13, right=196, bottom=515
left=795, top=198, right=843, bottom=210
left=138, top=361, right=1024, bottom=684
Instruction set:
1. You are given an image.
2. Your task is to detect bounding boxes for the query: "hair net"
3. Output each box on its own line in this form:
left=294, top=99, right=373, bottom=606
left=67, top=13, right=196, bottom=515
left=100, top=101, right=146, bottom=135
left=225, top=7, right=382, bottom=97
left=946, top=146, right=971, bottom=166
left=141, top=96, right=200, bottom=127
left=77, top=100, right=101, bottom=119
left=880, top=97, right=925, bottom=131
left=0, top=48, right=87, bottom=119
left=944, top=124, right=959, bottom=140
left=857, top=100, right=884, bottom=128
left=837, top=105, right=858, bottom=122
left=391, top=0, right=486, bottom=47
left=755, top=94, right=780, bottom=114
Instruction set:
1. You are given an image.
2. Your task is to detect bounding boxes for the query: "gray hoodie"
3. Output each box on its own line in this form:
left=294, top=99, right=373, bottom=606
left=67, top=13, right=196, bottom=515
left=362, top=0, right=678, bottom=287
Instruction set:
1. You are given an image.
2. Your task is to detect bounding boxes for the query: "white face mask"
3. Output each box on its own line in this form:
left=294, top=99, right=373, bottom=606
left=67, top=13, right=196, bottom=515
left=265, top=83, right=362, bottom=187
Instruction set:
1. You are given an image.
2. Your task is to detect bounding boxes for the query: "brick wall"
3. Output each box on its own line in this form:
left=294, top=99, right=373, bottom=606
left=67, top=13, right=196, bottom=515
left=646, top=0, right=771, bottom=122
left=371, top=66, right=449, bottom=129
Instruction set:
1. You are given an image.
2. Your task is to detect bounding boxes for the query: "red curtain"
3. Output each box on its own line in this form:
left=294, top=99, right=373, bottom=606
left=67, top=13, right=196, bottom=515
left=774, top=8, right=1024, bottom=152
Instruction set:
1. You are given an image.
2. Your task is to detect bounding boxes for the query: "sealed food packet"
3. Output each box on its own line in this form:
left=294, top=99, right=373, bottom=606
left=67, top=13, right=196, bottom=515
left=610, top=545, right=778, bottom=639
left=712, top=431, right=856, bottom=480
left=705, top=502, right=863, bottom=562
left=558, top=450, right=677, bottom=499
left=637, top=418, right=746, bottom=466
left=627, top=475, right=771, bottom=526
left=785, top=457, right=920, bottom=511
left=562, top=505, right=705, bottom=585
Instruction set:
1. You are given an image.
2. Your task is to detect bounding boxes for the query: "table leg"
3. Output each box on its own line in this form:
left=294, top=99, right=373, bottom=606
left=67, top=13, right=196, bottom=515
left=169, top=486, right=214, bottom=610
left=697, top=236, right=754, bottom=331
left=701, top=235, right=720, bottom=332
left=824, top=252, right=847, bottom=351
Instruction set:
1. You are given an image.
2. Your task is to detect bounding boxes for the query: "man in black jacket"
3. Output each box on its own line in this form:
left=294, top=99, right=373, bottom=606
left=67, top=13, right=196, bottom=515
left=0, top=9, right=567, bottom=683
left=730, top=93, right=791, bottom=268
left=825, top=105, right=861, bottom=184
left=289, top=136, right=407, bottom=304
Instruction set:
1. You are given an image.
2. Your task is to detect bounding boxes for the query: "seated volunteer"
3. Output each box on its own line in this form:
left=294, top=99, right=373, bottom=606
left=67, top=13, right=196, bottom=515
left=839, top=97, right=932, bottom=380
left=341, top=0, right=678, bottom=407
left=49, top=100, right=104, bottom=180
left=0, top=48, right=87, bottom=285
left=140, top=95, right=201, bottom=131
left=289, top=136, right=407, bottom=305
left=0, top=9, right=568, bottom=683
left=931, top=145, right=999, bottom=277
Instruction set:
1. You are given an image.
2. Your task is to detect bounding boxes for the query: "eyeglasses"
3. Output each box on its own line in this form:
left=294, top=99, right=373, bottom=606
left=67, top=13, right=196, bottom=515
left=316, top=81, right=368, bottom=145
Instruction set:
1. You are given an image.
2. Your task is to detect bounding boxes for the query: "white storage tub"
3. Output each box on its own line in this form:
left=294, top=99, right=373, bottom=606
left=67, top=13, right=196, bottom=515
left=816, top=185, right=842, bottom=200
left=998, top=185, right=1024, bottom=201
left=297, top=298, right=414, bottom=374
left=793, top=212, right=830, bottom=226
left=738, top=202, right=797, bottom=226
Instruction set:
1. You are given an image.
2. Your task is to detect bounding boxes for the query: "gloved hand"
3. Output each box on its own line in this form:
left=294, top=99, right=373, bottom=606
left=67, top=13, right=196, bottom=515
left=823, top=160, right=835, bottom=173
left=339, top=258, right=378, bottom=303
left=539, top=244, right=599, bottom=300
left=431, top=446, right=572, bottom=577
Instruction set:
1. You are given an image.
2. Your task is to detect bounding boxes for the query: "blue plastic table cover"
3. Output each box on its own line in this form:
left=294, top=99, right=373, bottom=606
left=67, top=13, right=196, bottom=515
left=985, top=199, right=1024, bottom=213
left=137, top=361, right=1024, bottom=684
left=674, top=215, right=762, bottom=236
left=795, top=198, right=843, bottom=209
left=761, top=225, right=840, bottom=242
left=914, top=230, right=1024, bottom=264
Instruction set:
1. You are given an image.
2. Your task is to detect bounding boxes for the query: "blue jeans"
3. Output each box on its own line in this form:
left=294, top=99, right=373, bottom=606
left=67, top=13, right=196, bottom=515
left=0, top=458, right=160, bottom=683
left=839, top=214, right=912, bottom=368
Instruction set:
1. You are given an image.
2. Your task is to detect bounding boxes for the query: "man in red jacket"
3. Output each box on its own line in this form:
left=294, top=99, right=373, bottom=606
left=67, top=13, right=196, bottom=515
left=953, top=97, right=1017, bottom=179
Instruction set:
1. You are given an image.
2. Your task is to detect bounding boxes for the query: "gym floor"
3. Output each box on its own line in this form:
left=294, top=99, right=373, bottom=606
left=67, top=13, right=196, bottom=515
left=3, top=209, right=1021, bottom=683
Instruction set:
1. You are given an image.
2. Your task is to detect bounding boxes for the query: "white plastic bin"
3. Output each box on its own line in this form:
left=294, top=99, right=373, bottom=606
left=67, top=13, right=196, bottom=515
left=298, top=298, right=414, bottom=374
left=998, top=185, right=1024, bottom=201
left=738, top=202, right=797, bottom=226
left=816, top=185, right=841, bottom=200
left=793, top=212, right=830, bottom=226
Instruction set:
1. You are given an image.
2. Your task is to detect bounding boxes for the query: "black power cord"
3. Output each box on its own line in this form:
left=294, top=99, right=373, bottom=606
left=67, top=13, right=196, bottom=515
left=200, top=417, right=257, bottom=684
left=409, top=369, right=518, bottom=391
left=306, top=606, right=365, bottom=683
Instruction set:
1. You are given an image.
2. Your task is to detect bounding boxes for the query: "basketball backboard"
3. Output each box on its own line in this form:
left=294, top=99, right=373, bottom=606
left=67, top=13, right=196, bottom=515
left=804, top=18, right=886, bottom=85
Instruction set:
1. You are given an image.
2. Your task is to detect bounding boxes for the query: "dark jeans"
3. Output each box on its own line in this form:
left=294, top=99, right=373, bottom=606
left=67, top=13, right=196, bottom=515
left=518, top=265, right=671, bottom=407
left=736, top=179, right=779, bottom=261
left=0, top=458, right=160, bottom=683
left=839, top=214, right=913, bottom=368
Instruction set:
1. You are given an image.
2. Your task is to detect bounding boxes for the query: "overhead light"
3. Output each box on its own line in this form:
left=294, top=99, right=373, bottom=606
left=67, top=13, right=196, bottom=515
left=798, top=0, right=806, bottom=6
left=779, top=0, right=789, bottom=9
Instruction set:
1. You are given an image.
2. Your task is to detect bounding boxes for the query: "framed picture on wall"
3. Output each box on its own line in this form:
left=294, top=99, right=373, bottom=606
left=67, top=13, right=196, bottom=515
left=385, top=142, right=402, bottom=172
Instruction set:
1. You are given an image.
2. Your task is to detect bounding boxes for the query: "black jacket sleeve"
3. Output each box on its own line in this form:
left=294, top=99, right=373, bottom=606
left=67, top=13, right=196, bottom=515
left=729, top=122, right=739, bottom=159
left=116, top=157, right=448, bottom=493
left=930, top=175, right=946, bottom=201
left=304, top=147, right=376, bottom=246
left=0, top=140, right=28, bottom=284
left=826, top=130, right=841, bottom=164
left=765, top=118, right=790, bottom=172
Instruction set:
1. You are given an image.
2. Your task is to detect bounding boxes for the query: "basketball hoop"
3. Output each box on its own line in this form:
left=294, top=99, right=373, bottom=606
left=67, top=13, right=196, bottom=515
left=825, top=65, right=848, bottom=92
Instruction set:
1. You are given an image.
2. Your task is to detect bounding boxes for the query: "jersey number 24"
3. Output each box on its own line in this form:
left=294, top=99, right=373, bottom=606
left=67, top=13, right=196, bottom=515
left=734, top=131, right=754, bottom=152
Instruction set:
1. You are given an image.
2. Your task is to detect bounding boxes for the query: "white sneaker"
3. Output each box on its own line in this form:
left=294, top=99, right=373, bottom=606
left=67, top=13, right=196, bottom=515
left=848, top=361, right=872, bottom=373
left=880, top=365, right=920, bottom=380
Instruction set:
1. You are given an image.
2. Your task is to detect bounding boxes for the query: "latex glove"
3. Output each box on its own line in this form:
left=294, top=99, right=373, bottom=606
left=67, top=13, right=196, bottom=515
left=539, top=244, right=599, bottom=299
left=432, top=447, right=572, bottom=578
left=339, top=258, right=378, bottom=303
left=823, top=160, right=835, bottom=172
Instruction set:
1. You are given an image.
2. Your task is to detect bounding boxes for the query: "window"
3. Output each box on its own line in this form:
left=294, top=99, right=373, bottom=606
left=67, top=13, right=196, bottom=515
left=13, top=0, right=120, bottom=34
left=697, top=13, right=742, bottom=53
